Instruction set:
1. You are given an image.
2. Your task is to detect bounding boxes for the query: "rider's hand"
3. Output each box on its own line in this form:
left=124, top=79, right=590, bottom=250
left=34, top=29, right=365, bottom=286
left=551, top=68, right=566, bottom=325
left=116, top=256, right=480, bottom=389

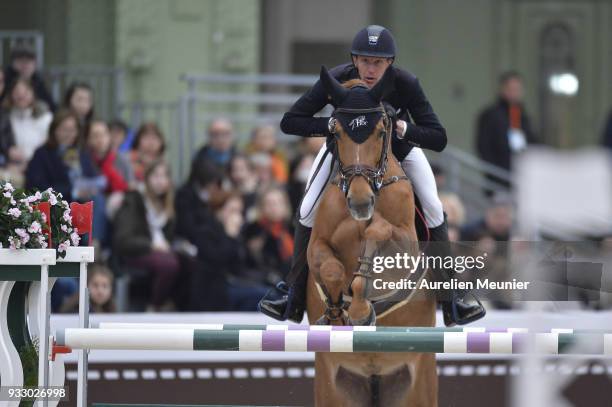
left=396, top=120, right=407, bottom=140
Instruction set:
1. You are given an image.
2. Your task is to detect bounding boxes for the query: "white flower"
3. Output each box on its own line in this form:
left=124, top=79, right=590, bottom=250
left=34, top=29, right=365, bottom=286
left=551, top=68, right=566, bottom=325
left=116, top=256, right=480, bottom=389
left=49, top=194, right=58, bottom=206
left=8, top=236, right=20, bottom=249
left=3, top=182, right=14, bottom=192
left=37, top=236, right=47, bottom=249
left=63, top=210, right=71, bottom=222
left=61, top=224, right=69, bottom=232
left=15, top=228, right=29, bottom=244
left=28, top=221, right=42, bottom=234
left=10, top=198, right=16, bottom=205
left=41, top=213, right=47, bottom=223
left=8, top=208, right=21, bottom=218
left=70, top=231, right=80, bottom=246
left=3, top=191, right=11, bottom=198
left=57, top=243, right=67, bottom=253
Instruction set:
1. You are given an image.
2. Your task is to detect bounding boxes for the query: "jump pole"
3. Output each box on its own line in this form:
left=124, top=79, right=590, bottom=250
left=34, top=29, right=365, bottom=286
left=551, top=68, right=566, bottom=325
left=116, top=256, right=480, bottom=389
left=96, top=322, right=612, bottom=334
left=55, top=328, right=612, bottom=355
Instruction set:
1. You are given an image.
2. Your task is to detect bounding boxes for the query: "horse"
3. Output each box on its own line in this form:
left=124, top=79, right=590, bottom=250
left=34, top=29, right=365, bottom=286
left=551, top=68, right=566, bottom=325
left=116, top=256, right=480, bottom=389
left=305, top=66, right=438, bottom=407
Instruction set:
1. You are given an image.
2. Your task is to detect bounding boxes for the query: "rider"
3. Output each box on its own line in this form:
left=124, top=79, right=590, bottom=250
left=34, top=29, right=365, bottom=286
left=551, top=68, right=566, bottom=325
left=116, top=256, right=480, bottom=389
left=258, top=25, right=486, bottom=327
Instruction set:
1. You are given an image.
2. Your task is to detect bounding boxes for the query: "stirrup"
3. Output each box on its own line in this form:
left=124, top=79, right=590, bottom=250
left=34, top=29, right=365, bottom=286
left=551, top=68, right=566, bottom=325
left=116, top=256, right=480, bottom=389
left=449, top=292, right=486, bottom=326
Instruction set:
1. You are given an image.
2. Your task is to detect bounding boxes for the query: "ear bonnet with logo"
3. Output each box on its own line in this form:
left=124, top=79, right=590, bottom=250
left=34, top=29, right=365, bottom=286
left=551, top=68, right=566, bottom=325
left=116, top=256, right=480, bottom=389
left=319, top=65, right=396, bottom=143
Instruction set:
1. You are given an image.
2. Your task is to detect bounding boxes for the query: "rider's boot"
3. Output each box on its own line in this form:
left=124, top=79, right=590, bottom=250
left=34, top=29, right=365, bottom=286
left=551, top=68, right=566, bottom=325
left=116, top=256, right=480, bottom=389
left=258, top=223, right=311, bottom=323
left=428, top=217, right=486, bottom=327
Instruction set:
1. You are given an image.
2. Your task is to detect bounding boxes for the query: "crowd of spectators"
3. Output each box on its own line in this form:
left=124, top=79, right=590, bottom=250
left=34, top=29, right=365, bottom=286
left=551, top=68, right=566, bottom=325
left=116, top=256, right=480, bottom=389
left=0, top=46, right=332, bottom=313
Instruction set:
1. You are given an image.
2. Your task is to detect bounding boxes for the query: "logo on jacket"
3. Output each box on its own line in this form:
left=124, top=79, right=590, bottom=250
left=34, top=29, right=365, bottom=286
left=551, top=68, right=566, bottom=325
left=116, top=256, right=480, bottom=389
left=349, top=115, right=368, bottom=130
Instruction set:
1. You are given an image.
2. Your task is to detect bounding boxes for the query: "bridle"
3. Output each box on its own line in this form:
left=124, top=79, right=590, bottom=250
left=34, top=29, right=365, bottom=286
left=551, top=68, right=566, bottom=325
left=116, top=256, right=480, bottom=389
left=330, top=103, right=406, bottom=197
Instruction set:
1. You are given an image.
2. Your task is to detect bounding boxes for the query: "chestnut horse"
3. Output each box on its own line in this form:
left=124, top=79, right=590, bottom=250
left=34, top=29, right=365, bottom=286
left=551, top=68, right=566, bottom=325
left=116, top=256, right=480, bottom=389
left=306, top=67, right=437, bottom=406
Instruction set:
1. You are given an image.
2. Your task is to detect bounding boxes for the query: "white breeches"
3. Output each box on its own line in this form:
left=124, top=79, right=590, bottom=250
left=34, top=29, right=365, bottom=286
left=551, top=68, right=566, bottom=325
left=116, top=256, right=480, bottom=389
left=298, top=144, right=444, bottom=229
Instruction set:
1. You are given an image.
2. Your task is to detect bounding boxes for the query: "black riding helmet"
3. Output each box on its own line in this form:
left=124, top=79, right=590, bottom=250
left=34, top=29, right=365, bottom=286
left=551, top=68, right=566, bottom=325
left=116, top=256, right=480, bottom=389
left=351, top=25, right=396, bottom=59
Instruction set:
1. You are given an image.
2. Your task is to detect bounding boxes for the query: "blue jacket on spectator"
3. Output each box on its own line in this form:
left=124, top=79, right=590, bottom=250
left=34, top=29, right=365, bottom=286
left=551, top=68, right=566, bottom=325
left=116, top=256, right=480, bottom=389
left=25, top=145, right=99, bottom=201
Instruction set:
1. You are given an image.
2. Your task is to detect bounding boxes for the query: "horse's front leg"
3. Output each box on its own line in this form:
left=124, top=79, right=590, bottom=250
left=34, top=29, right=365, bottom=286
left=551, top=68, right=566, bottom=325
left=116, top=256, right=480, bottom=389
left=310, top=237, right=346, bottom=323
left=348, top=212, right=394, bottom=325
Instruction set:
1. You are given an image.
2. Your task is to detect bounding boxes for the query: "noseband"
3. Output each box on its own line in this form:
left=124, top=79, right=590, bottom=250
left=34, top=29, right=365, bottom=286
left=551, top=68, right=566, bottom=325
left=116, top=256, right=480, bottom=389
left=330, top=104, right=400, bottom=196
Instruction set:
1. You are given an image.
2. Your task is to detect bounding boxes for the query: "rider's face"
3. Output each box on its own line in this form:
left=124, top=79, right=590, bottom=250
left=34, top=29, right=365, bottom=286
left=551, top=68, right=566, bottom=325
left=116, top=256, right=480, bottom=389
left=352, top=56, right=393, bottom=88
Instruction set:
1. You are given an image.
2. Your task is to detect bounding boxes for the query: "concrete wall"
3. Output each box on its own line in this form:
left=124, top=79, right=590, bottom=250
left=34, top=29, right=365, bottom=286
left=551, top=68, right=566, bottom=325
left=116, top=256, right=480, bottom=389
left=375, top=0, right=612, bottom=151
left=115, top=0, right=260, bottom=103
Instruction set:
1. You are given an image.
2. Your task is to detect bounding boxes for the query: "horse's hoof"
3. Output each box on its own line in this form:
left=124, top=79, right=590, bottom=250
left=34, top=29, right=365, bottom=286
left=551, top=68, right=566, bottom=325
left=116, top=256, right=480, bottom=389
left=348, top=303, right=376, bottom=326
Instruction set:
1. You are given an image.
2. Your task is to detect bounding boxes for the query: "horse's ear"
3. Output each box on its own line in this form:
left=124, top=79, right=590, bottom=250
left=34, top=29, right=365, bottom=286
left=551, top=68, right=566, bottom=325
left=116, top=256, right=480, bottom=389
left=369, top=66, right=396, bottom=102
left=320, top=66, right=349, bottom=106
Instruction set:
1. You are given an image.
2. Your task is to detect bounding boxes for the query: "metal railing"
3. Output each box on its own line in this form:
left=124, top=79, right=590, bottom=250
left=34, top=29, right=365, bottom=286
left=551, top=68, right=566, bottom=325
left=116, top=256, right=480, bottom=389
left=179, top=72, right=517, bottom=217
left=430, top=145, right=512, bottom=222
left=44, top=65, right=126, bottom=119
left=34, top=66, right=519, bottom=218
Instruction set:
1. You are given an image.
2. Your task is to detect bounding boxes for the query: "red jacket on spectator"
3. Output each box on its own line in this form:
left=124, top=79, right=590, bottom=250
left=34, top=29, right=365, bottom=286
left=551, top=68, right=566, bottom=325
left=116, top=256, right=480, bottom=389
left=93, top=150, right=129, bottom=193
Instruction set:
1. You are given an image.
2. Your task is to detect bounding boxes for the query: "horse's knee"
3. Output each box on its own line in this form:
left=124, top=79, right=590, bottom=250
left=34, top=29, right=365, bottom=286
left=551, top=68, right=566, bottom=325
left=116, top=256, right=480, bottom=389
left=364, top=219, right=393, bottom=241
left=320, top=258, right=345, bottom=284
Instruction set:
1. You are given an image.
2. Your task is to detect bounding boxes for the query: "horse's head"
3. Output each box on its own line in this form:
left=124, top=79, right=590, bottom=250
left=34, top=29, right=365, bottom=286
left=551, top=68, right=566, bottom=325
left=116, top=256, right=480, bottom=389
left=320, top=65, right=395, bottom=221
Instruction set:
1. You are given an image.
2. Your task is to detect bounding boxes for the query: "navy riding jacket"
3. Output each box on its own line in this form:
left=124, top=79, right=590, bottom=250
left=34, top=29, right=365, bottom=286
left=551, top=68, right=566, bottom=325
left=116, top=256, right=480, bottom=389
left=280, top=63, right=447, bottom=160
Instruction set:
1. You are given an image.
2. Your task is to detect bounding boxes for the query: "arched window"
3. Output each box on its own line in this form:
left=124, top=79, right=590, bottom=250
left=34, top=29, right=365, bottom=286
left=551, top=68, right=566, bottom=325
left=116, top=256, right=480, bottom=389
left=539, top=22, right=579, bottom=147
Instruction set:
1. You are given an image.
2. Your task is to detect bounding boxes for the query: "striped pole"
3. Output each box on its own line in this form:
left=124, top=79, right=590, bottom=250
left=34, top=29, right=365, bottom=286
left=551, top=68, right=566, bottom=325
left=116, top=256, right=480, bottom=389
left=97, top=322, right=611, bottom=335
left=56, top=328, right=612, bottom=355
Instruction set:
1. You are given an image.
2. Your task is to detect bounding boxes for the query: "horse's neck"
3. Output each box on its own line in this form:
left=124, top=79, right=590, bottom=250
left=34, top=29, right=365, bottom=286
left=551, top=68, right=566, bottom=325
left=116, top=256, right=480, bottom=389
left=385, top=154, right=405, bottom=178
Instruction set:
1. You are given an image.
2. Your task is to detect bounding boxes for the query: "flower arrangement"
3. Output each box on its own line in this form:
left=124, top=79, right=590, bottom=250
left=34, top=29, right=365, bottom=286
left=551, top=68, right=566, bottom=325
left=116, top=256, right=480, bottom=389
left=1, top=182, right=80, bottom=257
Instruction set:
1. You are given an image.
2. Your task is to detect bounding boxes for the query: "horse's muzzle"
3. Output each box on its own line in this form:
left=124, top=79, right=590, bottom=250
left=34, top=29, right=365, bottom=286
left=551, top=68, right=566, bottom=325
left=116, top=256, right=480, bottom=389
left=347, top=195, right=375, bottom=221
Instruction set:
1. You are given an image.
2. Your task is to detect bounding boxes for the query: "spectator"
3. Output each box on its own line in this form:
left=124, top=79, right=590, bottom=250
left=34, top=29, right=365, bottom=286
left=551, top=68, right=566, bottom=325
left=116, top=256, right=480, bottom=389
left=190, top=192, right=268, bottom=311
left=439, top=192, right=466, bottom=242
left=288, top=137, right=325, bottom=212
left=228, top=154, right=258, bottom=221
left=108, top=119, right=131, bottom=152
left=130, top=122, right=166, bottom=183
left=244, top=186, right=294, bottom=285
left=62, top=82, right=94, bottom=131
left=58, top=263, right=117, bottom=313
left=431, top=163, right=447, bottom=192
left=245, top=125, right=289, bottom=184
left=476, top=71, right=537, bottom=190
left=174, top=158, right=226, bottom=310
left=249, top=152, right=275, bottom=190
left=0, top=69, right=12, bottom=163
left=1, top=46, right=55, bottom=111
left=3, top=78, right=52, bottom=163
left=86, top=119, right=134, bottom=220
left=175, top=157, right=225, bottom=243
left=0, top=70, right=22, bottom=185
left=193, top=118, right=236, bottom=172
left=86, top=119, right=132, bottom=193
left=25, top=109, right=107, bottom=244
left=112, top=160, right=180, bottom=311
left=602, top=110, right=612, bottom=150
left=461, top=194, right=513, bottom=242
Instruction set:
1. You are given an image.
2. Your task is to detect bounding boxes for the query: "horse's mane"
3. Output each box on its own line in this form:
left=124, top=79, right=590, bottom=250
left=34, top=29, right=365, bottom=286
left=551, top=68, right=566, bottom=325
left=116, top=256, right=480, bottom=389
left=342, top=78, right=368, bottom=89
